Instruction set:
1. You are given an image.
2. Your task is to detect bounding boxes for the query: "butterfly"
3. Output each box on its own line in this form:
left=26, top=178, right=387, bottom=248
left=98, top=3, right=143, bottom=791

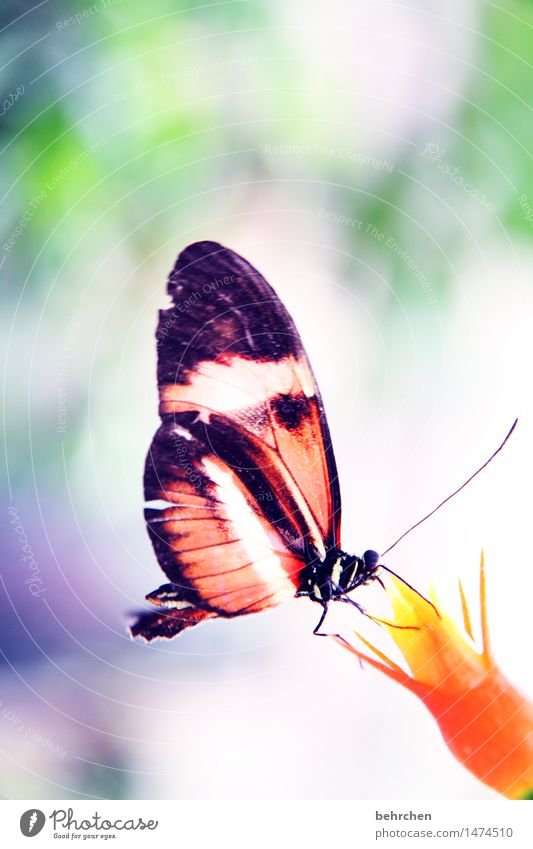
left=130, top=241, right=383, bottom=641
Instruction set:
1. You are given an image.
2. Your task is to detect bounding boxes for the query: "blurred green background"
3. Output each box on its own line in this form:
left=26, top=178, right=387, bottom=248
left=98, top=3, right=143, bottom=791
left=1, top=0, right=533, bottom=799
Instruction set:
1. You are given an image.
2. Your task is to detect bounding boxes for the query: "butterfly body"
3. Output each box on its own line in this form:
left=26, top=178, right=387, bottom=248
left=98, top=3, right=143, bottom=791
left=297, top=549, right=355, bottom=601
left=131, top=242, right=381, bottom=641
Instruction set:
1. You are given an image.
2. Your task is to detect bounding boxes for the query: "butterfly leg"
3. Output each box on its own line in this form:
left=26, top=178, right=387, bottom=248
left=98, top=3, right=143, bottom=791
left=311, top=600, right=362, bottom=643
left=337, top=592, right=419, bottom=631
left=312, top=602, right=329, bottom=636
left=336, top=594, right=366, bottom=615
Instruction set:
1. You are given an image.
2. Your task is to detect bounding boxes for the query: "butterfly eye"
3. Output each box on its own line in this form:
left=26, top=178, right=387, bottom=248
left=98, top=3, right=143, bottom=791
left=363, top=549, right=380, bottom=571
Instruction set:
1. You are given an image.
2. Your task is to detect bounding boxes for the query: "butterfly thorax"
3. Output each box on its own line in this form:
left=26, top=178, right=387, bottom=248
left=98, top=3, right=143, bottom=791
left=296, top=548, right=380, bottom=604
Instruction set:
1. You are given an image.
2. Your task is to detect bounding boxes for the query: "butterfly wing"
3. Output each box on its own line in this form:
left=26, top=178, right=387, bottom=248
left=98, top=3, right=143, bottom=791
left=132, top=241, right=341, bottom=640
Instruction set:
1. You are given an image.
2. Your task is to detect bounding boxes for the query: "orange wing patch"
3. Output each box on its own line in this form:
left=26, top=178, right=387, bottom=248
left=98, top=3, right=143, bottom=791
left=159, top=352, right=338, bottom=546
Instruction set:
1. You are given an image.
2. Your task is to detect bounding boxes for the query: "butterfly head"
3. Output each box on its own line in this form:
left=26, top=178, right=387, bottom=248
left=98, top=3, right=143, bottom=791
left=362, top=549, right=380, bottom=574
left=340, top=548, right=382, bottom=590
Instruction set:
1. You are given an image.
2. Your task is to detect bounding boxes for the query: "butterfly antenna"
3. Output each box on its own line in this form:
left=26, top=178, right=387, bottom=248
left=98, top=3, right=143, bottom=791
left=380, top=418, right=518, bottom=559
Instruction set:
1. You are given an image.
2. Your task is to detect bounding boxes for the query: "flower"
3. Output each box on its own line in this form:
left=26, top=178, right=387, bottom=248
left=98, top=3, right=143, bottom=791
left=334, top=553, right=533, bottom=799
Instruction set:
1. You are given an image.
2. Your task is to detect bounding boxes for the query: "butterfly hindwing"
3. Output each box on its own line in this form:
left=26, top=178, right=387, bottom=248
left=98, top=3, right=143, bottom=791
left=143, top=422, right=304, bottom=617
left=132, top=241, right=342, bottom=639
